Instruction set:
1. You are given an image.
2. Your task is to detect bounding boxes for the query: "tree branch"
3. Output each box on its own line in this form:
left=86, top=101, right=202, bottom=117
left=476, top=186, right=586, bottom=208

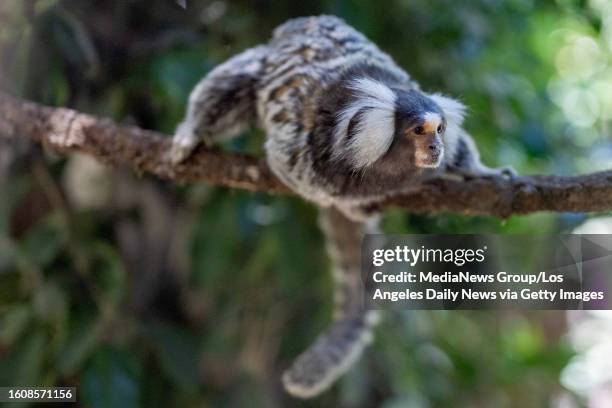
left=1, top=92, right=611, bottom=218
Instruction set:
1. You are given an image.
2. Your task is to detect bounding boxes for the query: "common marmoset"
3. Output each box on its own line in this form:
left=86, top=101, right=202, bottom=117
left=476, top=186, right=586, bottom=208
left=171, top=15, right=513, bottom=398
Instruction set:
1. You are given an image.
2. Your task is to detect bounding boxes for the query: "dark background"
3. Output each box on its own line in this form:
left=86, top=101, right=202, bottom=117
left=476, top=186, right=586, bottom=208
left=1, top=0, right=611, bottom=406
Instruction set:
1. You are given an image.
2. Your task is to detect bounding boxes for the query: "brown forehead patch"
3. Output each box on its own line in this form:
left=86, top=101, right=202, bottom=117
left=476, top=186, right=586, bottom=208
left=422, top=112, right=443, bottom=133
left=422, top=120, right=439, bottom=134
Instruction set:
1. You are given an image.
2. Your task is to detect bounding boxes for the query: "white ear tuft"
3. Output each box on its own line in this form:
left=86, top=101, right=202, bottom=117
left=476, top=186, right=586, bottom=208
left=334, top=78, right=397, bottom=168
left=428, top=93, right=466, bottom=128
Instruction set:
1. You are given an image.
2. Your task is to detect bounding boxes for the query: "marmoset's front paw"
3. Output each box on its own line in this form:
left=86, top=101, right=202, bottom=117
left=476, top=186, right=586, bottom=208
left=443, top=165, right=517, bottom=182
left=498, top=166, right=517, bottom=179
left=442, top=165, right=483, bottom=181
left=169, top=122, right=200, bottom=164
left=478, top=166, right=517, bottom=180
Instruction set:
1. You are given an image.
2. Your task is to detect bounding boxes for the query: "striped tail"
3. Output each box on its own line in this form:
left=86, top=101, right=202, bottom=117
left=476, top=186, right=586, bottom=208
left=282, top=207, right=381, bottom=398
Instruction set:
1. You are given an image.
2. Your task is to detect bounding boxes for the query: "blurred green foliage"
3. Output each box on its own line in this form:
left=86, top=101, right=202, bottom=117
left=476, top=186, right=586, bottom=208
left=0, top=0, right=611, bottom=406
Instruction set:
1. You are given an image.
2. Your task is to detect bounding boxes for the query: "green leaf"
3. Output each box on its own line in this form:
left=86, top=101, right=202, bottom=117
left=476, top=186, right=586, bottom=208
left=55, top=316, right=102, bottom=376
left=0, top=328, right=46, bottom=387
left=191, top=195, right=242, bottom=289
left=0, top=270, right=21, bottom=305
left=0, top=304, right=31, bottom=346
left=0, top=178, right=29, bottom=235
left=33, top=281, right=67, bottom=323
left=0, top=235, right=17, bottom=272
left=90, top=242, right=126, bottom=304
left=34, top=0, right=60, bottom=15
left=81, top=346, right=142, bottom=408
left=21, top=220, right=64, bottom=268
left=145, top=322, right=200, bottom=391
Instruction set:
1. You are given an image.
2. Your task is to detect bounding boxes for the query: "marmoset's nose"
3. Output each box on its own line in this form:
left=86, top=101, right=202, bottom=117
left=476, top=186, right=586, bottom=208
left=428, top=144, right=438, bottom=151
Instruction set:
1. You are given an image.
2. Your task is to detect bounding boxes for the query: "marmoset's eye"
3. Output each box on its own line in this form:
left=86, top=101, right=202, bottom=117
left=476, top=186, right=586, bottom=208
left=414, top=126, right=424, bottom=135
left=437, top=124, right=443, bottom=134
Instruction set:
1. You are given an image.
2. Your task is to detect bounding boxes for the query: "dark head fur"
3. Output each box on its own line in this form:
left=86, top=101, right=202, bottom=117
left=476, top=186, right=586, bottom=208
left=310, top=64, right=462, bottom=185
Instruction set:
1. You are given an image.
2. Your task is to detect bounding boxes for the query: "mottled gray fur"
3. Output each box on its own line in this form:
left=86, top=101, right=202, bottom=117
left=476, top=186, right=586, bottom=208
left=171, top=15, right=513, bottom=398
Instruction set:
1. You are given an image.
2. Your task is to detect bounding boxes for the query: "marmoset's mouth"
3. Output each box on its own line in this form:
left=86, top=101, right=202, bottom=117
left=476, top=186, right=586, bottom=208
left=415, top=149, right=443, bottom=168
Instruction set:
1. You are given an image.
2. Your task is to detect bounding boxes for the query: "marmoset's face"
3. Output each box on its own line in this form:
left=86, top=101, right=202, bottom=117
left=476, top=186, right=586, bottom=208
left=330, top=80, right=457, bottom=175
left=405, top=111, right=446, bottom=168
left=389, top=91, right=446, bottom=169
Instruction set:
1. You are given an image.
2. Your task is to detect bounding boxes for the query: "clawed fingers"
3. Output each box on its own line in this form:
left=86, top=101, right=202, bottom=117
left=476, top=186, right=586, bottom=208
left=442, top=165, right=517, bottom=182
left=169, top=142, right=193, bottom=164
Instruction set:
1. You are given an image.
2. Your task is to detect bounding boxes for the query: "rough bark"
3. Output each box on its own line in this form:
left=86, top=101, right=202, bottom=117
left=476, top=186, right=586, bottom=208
left=1, top=92, right=611, bottom=218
